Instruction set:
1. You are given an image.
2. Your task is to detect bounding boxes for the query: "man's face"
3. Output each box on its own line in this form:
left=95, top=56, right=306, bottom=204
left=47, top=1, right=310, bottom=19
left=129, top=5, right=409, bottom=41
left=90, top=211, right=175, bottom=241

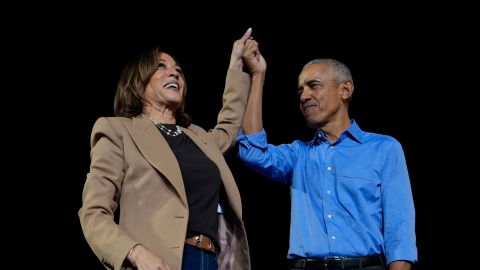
left=297, top=63, right=346, bottom=128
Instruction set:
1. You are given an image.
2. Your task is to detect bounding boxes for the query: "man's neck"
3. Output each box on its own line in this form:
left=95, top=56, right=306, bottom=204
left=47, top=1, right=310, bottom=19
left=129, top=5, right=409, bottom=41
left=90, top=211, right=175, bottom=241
left=319, top=118, right=351, bottom=143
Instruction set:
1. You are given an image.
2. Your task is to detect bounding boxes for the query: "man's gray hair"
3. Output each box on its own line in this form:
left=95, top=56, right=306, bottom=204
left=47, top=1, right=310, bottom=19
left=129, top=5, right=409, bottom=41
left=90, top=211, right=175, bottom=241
left=303, top=59, right=353, bottom=82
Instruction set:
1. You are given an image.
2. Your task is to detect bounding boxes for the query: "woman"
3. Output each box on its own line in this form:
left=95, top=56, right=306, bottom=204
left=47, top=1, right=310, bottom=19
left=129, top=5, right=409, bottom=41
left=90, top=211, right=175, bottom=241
left=79, top=29, right=254, bottom=270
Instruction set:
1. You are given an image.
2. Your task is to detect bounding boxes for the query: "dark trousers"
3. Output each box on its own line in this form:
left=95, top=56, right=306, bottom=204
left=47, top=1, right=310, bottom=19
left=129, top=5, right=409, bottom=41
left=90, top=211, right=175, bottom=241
left=182, top=244, right=217, bottom=270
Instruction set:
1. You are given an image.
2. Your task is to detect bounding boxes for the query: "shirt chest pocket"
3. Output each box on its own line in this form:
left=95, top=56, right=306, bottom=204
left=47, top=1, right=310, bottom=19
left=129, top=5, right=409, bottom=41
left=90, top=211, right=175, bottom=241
left=335, top=169, right=381, bottom=208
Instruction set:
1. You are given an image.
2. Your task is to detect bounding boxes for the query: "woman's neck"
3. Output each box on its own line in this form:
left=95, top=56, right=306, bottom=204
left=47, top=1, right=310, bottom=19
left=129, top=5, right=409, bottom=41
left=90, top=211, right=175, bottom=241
left=143, top=104, right=176, bottom=124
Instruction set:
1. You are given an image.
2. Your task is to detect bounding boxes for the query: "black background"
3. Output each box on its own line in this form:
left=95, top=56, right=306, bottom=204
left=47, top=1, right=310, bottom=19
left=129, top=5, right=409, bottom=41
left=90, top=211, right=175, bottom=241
left=16, top=4, right=477, bottom=269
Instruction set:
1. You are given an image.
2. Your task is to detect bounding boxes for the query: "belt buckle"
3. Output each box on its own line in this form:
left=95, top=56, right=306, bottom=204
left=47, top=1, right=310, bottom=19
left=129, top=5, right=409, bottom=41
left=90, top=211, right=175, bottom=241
left=194, top=235, right=214, bottom=253
left=323, top=257, right=330, bottom=270
left=194, top=235, right=201, bottom=247
left=324, top=256, right=342, bottom=270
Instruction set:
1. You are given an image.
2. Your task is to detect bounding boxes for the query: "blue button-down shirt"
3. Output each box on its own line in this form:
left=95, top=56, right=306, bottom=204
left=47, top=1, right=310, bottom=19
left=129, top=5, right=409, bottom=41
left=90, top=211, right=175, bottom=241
left=237, top=120, right=417, bottom=264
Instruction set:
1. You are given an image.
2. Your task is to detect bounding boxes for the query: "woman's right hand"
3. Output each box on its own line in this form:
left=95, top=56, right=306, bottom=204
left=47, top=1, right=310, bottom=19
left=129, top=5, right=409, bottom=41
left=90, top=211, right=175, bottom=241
left=229, top=28, right=253, bottom=70
left=128, top=244, right=170, bottom=270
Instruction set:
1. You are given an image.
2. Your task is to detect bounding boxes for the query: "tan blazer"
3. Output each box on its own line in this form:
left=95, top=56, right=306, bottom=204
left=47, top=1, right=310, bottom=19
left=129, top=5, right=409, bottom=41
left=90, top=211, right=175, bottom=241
left=79, top=69, right=251, bottom=270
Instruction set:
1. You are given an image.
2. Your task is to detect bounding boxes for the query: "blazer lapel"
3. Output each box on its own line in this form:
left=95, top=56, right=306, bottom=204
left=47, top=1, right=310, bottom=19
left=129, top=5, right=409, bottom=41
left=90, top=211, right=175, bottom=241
left=126, top=117, right=188, bottom=207
left=181, top=128, right=216, bottom=161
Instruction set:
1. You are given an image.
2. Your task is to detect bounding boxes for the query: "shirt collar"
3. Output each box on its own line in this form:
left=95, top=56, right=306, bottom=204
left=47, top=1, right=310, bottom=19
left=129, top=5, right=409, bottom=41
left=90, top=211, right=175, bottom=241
left=346, top=120, right=364, bottom=143
left=312, top=119, right=364, bottom=144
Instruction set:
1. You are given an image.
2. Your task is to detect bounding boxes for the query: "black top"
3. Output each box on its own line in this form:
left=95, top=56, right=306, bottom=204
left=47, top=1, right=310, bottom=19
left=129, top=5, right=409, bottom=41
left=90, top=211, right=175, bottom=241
left=157, top=124, right=221, bottom=246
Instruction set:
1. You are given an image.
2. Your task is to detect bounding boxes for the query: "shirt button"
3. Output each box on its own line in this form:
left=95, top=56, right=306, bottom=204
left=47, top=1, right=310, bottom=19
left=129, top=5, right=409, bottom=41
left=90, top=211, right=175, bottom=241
left=327, top=166, right=332, bottom=171
left=327, top=214, right=332, bottom=218
left=326, top=190, right=331, bottom=194
left=331, top=236, right=336, bottom=240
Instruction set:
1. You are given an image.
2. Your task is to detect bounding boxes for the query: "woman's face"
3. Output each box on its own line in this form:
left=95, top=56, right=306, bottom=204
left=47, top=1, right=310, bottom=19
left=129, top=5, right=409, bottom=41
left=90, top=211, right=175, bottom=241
left=144, top=52, right=185, bottom=111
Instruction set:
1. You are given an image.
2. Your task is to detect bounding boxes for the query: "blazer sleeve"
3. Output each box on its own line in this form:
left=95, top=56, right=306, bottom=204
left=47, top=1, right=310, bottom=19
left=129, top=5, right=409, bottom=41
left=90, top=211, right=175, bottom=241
left=209, top=68, right=251, bottom=153
left=78, top=117, right=139, bottom=270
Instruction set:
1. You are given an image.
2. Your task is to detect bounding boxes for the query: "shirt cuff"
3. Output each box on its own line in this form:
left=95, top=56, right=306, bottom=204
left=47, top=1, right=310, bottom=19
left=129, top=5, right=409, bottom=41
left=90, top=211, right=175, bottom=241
left=238, top=129, right=268, bottom=149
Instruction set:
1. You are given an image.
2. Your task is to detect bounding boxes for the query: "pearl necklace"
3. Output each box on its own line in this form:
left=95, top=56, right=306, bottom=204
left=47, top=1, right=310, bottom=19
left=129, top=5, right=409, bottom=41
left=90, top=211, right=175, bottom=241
left=149, top=118, right=182, bottom=137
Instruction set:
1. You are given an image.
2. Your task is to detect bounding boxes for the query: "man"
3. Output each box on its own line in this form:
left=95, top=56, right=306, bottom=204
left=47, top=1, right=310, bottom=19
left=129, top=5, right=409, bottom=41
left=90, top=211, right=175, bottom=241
left=238, top=39, right=417, bottom=270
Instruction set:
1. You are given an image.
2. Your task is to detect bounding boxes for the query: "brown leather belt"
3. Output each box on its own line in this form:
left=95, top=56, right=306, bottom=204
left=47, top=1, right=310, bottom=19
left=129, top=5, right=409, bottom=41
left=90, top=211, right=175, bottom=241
left=185, top=234, right=216, bottom=254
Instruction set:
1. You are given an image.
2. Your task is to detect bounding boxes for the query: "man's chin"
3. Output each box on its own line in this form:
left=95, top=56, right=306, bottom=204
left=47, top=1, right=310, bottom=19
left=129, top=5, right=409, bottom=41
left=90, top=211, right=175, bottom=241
left=306, top=121, right=318, bottom=128
left=305, top=118, right=325, bottom=129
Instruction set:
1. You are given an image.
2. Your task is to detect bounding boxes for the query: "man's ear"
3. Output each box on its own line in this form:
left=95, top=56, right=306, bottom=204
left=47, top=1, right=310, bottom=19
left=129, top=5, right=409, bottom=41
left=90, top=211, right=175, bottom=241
left=341, top=80, right=354, bottom=101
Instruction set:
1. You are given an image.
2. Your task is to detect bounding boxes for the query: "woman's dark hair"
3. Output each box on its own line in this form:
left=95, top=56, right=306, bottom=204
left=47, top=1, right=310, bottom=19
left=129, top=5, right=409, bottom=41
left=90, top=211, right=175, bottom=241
left=113, top=46, right=192, bottom=127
